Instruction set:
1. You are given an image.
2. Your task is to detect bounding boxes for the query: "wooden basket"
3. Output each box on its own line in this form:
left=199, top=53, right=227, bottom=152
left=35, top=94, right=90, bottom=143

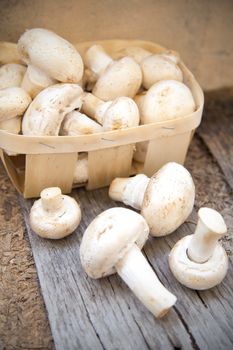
left=0, top=39, right=204, bottom=198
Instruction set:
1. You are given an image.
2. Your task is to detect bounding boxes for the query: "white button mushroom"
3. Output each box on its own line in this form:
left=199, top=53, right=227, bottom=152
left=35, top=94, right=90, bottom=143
left=30, top=187, right=81, bottom=239
left=60, top=110, right=103, bottom=136
left=84, top=44, right=142, bottom=100
left=18, top=28, right=84, bottom=97
left=80, top=207, right=177, bottom=317
left=0, top=87, right=31, bottom=135
left=0, top=63, right=26, bottom=89
left=89, top=51, right=142, bottom=101
left=169, top=207, right=228, bottom=290
left=109, top=162, right=195, bottom=237
left=82, top=93, right=139, bottom=131
left=141, top=55, right=183, bottom=89
left=134, top=80, right=196, bottom=163
left=22, top=83, right=83, bottom=136
left=137, top=80, right=195, bottom=124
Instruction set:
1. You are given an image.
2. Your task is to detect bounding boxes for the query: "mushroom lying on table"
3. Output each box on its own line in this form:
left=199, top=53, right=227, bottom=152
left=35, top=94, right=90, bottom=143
left=80, top=207, right=177, bottom=317
left=82, top=93, right=139, bottom=131
left=169, top=207, right=228, bottom=290
left=22, top=83, right=83, bottom=135
left=133, top=79, right=196, bottom=163
left=30, top=187, right=81, bottom=239
left=84, top=44, right=142, bottom=101
left=109, top=162, right=195, bottom=237
left=18, top=28, right=84, bottom=97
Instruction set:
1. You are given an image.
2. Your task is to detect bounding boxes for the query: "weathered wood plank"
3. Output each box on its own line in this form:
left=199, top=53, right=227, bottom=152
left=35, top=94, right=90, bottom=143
left=18, top=182, right=233, bottom=350
left=197, top=90, right=233, bottom=189
left=19, top=191, right=193, bottom=350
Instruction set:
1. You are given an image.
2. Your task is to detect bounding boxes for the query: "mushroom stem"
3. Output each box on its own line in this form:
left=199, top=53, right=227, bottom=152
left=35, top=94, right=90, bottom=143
left=41, top=187, right=64, bottom=212
left=188, top=208, right=227, bottom=263
left=115, top=244, right=177, bottom=318
left=109, top=174, right=149, bottom=210
left=82, top=93, right=104, bottom=120
left=21, top=65, right=56, bottom=98
left=84, top=44, right=113, bottom=79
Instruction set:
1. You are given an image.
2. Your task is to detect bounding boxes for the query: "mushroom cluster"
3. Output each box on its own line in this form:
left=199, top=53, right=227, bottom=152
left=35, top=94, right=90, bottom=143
left=5, top=28, right=227, bottom=320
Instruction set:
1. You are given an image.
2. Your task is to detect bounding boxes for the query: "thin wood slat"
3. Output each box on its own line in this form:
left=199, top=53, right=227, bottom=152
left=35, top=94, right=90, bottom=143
left=87, top=145, right=134, bottom=190
left=24, top=153, right=77, bottom=198
left=18, top=187, right=233, bottom=350
left=144, top=132, right=192, bottom=177
left=0, top=40, right=204, bottom=199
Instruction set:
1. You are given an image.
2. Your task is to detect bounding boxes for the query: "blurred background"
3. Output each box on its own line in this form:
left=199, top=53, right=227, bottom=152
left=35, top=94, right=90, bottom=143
left=0, top=0, right=232, bottom=91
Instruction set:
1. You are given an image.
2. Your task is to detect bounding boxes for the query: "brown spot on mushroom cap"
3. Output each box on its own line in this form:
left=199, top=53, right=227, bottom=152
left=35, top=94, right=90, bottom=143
left=22, top=83, right=83, bottom=136
left=141, top=162, right=195, bottom=236
left=93, top=56, right=142, bottom=101
left=141, top=80, right=195, bottom=124
left=80, top=207, right=149, bottom=278
left=17, top=28, right=84, bottom=83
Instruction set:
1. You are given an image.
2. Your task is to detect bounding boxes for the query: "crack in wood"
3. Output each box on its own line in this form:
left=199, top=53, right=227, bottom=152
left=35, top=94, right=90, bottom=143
left=195, top=291, right=208, bottom=308
left=174, top=306, right=200, bottom=350
left=70, top=269, right=105, bottom=350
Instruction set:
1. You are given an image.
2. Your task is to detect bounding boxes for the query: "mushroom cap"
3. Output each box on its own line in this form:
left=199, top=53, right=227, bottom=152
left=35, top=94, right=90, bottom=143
left=17, top=28, right=84, bottom=83
left=101, top=97, right=140, bottom=131
left=169, top=235, right=228, bottom=290
left=80, top=207, right=149, bottom=278
left=0, top=87, right=31, bottom=122
left=141, top=162, right=195, bottom=236
left=0, top=63, right=26, bottom=89
left=93, top=56, right=142, bottom=101
left=141, top=55, right=183, bottom=89
left=140, top=80, right=195, bottom=124
left=30, top=187, right=81, bottom=239
left=22, top=83, right=83, bottom=135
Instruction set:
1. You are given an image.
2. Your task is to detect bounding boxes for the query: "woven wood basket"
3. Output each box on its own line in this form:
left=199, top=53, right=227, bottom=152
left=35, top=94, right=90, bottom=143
left=0, top=39, right=204, bottom=198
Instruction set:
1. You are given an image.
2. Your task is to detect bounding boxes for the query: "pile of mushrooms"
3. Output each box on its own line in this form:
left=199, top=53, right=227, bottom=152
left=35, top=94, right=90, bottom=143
left=0, top=28, right=196, bottom=179
left=2, top=28, right=228, bottom=319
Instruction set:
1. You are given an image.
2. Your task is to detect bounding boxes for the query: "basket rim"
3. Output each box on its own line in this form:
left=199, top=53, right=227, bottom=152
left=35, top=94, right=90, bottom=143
left=0, top=39, right=204, bottom=154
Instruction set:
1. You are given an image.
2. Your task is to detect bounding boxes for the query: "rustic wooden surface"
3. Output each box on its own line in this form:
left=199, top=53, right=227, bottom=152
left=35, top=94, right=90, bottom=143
left=0, top=90, right=233, bottom=349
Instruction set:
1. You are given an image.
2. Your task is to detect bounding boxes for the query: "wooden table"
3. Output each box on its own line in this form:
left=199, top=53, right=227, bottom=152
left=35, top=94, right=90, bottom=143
left=0, top=90, right=232, bottom=350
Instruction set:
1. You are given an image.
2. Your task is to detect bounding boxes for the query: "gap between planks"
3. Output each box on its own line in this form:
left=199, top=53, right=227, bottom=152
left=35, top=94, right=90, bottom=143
left=18, top=187, right=233, bottom=350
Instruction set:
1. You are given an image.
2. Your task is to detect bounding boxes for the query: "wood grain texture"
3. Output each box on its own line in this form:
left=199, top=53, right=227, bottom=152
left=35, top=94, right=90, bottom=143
left=197, top=90, right=233, bottom=190
left=18, top=183, right=233, bottom=350
left=1, top=91, right=233, bottom=349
